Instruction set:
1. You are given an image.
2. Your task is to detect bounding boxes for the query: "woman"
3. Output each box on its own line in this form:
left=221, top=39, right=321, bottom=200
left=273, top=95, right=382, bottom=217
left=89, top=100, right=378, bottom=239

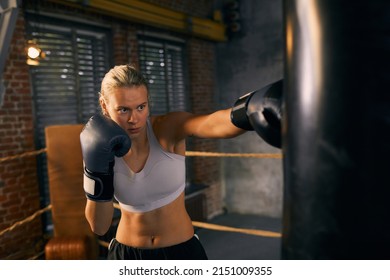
left=82, top=64, right=246, bottom=260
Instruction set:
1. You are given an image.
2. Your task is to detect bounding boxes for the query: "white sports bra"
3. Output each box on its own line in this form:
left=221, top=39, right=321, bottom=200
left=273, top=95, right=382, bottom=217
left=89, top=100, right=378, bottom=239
left=113, top=119, right=185, bottom=213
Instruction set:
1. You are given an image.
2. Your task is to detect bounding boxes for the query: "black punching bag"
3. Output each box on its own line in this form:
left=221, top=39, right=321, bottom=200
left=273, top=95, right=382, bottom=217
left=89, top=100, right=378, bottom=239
left=282, top=0, right=390, bottom=259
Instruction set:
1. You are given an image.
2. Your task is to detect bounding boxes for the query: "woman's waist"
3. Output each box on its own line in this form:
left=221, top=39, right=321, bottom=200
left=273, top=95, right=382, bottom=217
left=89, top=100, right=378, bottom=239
left=116, top=207, right=193, bottom=248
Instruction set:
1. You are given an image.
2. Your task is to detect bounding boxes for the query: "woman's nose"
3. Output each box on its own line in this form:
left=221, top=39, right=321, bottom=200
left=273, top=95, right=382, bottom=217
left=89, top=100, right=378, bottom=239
left=127, top=111, right=137, bottom=123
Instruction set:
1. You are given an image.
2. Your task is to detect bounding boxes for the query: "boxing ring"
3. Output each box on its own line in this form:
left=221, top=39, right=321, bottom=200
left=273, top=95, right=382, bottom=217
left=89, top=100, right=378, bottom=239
left=0, top=148, right=282, bottom=260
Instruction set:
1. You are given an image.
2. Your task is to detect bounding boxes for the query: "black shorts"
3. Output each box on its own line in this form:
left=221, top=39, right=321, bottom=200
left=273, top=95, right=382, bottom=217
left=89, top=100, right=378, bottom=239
left=107, top=235, right=208, bottom=260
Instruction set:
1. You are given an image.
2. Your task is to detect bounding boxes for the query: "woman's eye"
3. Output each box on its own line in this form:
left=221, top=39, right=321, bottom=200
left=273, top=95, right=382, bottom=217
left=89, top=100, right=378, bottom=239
left=137, top=105, right=145, bottom=111
left=118, top=108, right=128, bottom=113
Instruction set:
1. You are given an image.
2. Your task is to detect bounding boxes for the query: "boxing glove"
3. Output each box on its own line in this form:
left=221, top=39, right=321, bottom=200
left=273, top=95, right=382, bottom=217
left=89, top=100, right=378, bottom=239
left=80, top=113, right=131, bottom=202
left=231, top=80, right=283, bottom=148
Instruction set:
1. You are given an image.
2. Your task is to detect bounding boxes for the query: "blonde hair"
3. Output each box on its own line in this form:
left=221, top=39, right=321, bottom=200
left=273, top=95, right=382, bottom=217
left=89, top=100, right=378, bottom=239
left=99, top=64, right=150, bottom=112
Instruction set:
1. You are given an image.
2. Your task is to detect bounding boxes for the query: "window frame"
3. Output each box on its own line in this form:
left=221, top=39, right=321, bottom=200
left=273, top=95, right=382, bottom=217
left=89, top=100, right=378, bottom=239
left=137, top=33, right=195, bottom=183
left=25, top=12, right=113, bottom=231
left=137, top=33, right=190, bottom=115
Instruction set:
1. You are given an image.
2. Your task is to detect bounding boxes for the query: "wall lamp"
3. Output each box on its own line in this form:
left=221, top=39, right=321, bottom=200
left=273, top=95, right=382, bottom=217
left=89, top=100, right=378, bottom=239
left=26, top=40, right=45, bottom=65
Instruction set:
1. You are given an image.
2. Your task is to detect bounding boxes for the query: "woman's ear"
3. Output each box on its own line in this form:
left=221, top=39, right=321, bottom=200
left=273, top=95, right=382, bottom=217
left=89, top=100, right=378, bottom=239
left=99, top=96, right=109, bottom=116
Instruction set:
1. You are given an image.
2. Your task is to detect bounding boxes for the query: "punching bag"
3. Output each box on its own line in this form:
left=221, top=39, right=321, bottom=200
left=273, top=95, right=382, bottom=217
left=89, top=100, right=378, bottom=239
left=282, top=0, right=390, bottom=259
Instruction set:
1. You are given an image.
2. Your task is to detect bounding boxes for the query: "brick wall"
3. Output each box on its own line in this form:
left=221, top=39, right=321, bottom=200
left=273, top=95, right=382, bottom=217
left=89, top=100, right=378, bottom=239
left=0, top=0, right=222, bottom=258
left=112, top=24, right=139, bottom=68
left=187, top=38, right=222, bottom=217
left=0, top=12, right=43, bottom=259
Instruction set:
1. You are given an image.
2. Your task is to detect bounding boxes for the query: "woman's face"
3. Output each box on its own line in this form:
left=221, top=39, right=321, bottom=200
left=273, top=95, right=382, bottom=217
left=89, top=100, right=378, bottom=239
left=100, top=85, right=150, bottom=139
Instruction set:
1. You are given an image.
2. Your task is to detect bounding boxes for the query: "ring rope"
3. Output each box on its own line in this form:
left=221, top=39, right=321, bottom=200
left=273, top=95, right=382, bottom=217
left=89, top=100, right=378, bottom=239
left=113, top=203, right=281, bottom=238
left=0, top=148, right=47, bottom=163
left=0, top=202, right=281, bottom=239
left=192, top=221, right=281, bottom=238
left=28, top=250, right=45, bottom=260
left=0, top=150, right=282, bottom=239
left=98, top=240, right=110, bottom=248
left=0, top=148, right=281, bottom=164
left=0, top=204, right=52, bottom=237
left=186, top=151, right=282, bottom=158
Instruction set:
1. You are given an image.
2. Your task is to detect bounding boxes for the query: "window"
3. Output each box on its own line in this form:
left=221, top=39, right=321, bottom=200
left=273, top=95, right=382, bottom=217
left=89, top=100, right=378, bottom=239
left=138, top=35, right=195, bottom=182
left=138, top=35, right=189, bottom=115
left=25, top=14, right=112, bottom=230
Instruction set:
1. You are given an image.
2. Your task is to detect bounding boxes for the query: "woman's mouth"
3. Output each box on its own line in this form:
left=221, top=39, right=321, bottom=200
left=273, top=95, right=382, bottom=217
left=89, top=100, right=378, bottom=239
left=128, top=127, right=140, bottom=134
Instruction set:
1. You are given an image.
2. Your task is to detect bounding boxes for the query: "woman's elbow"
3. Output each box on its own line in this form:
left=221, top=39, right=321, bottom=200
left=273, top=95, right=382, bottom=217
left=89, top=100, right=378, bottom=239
left=85, top=202, right=113, bottom=236
left=85, top=214, right=111, bottom=235
left=88, top=222, right=110, bottom=236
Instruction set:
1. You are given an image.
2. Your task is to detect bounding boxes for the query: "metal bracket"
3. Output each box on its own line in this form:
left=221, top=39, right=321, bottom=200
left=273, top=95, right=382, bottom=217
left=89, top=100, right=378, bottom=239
left=0, top=0, right=19, bottom=107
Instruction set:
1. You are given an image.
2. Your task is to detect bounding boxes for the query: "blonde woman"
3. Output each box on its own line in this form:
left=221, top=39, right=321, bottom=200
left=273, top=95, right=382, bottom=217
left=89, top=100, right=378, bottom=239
left=80, top=64, right=281, bottom=259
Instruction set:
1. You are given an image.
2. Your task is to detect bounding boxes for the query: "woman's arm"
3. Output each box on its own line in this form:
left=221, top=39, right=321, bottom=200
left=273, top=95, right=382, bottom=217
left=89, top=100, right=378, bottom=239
left=80, top=114, right=131, bottom=236
left=161, top=108, right=246, bottom=140
left=85, top=200, right=114, bottom=236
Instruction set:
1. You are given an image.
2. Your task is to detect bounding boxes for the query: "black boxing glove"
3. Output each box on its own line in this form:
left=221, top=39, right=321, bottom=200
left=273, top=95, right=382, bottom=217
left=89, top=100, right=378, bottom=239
left=231, top=80, right=283, bottom=148
left=230, top=91, right=255, bottom=131
left=80, top=113, right=131, bottom=202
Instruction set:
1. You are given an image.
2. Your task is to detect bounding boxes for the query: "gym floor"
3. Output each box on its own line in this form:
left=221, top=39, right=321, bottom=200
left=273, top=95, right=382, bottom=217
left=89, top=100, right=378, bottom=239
left=195, top=213, right=282, bottom=260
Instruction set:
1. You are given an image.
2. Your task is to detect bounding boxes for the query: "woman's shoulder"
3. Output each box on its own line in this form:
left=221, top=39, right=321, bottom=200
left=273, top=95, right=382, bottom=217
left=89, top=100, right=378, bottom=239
left=151, top=112, right=192, bottom=128
left=150, top=112, right=192, bottom=142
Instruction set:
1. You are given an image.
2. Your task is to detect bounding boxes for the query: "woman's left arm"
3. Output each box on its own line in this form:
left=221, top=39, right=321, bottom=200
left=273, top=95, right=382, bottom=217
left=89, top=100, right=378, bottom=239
left=168, top=109, right=246, bottom=139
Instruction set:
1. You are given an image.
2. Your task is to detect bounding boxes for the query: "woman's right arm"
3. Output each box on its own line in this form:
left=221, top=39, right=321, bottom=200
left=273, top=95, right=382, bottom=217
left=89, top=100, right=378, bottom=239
left=85, top=200, right=114, bottom=236
left=80, top=114, right=131, bottom=235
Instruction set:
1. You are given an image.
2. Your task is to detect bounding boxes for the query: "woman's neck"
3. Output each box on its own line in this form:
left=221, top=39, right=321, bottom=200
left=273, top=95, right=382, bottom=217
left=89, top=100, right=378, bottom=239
left=128, top=126, right=148, bottom=156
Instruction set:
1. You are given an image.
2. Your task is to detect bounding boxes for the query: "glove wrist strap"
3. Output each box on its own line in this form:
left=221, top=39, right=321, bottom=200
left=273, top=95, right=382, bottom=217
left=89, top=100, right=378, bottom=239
left=83, top=167, right=114, bottom=202
left=231, top=91, right=255, bottom=131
